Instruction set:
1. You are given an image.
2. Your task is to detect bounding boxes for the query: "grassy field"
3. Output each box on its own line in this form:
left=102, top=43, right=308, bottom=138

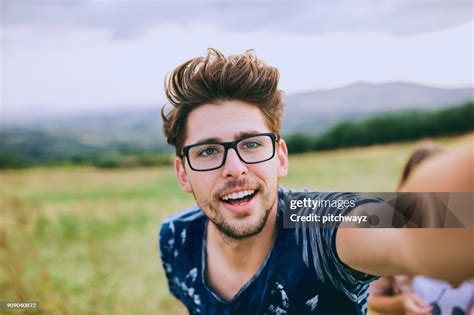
left=0, top=133, right=472, bottom=314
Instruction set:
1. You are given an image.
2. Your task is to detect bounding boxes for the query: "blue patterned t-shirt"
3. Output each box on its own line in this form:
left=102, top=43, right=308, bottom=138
left=158, top=189, right=379, bottom=314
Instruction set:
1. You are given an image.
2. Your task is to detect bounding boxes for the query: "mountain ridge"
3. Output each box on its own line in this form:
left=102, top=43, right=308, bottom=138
left=1, top=82, right=472, bottom=157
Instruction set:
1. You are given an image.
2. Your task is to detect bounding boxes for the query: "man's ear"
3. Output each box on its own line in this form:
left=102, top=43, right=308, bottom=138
left=276, top=138, right=289, bottom=179
left=174, top=157, right=193, bottom=193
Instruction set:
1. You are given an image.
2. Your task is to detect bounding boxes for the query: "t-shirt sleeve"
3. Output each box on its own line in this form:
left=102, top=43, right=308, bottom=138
left=158, top=220, right=181, bottom=300
left=293, top=192, right=380, bottom=302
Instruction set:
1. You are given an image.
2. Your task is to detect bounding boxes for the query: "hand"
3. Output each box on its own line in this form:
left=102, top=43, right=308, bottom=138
left=400, top=293, right=432, bottom=315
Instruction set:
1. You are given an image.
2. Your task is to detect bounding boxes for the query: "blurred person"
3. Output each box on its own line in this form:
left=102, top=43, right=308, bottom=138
left=399, top=141, right=473, bottom=193
left=369, top=143, right=474, bottom=315
left=370, top=275, right=474, bottom=315
left=158, top=48, right=473, bottom=314
left=397, top=142, right=444, bottom=191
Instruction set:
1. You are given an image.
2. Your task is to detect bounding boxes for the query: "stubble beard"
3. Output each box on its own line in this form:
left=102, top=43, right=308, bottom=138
left=198, top=182, right=278, bottom=240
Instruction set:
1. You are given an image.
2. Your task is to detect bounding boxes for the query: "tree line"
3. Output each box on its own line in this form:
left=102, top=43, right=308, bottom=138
left=285, top=102, right=474, bottom=154
left=0, top=102, right=472, bottom=168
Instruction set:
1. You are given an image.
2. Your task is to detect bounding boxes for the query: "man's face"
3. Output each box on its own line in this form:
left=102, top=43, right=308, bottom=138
left=175, top=100, right=288, bottom=239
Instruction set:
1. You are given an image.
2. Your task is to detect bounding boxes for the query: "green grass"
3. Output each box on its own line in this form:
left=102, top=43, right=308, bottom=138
left=0, top=133, right=471, bottom=314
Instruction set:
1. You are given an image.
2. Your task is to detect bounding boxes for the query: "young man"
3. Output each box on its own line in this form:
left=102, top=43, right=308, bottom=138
left=159, top=48, right=473, bottom=314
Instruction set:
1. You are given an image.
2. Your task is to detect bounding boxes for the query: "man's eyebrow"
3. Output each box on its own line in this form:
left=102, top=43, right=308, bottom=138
left=192, top=131, right=264, bottom=145
left=193, top=137, right=222, bottom=145
left=234, top=131, right=263, bottom=139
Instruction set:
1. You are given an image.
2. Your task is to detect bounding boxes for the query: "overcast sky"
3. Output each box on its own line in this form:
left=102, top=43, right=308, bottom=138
left=1, top=0, right=473, bottom=119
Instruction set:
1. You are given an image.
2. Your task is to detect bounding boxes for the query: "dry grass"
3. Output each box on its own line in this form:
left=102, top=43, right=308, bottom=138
left=0, top=133, right=471, bottom=314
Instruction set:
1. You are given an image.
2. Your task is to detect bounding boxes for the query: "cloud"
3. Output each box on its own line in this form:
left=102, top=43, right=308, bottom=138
left=2, top=0, right=473, bottom=39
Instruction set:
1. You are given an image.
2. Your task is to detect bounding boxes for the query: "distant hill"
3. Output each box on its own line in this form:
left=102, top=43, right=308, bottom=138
left=282, top=82, right=473, bottom=133
left=1, top=82, right=473, bottom=162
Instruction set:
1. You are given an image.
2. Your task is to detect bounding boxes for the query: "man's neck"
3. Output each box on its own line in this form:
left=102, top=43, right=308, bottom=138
left=207, top=206, right=278, bottom=272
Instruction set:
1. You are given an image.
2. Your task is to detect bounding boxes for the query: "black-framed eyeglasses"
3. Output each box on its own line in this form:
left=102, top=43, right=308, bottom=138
left=180, top=133, right=278, bottom=171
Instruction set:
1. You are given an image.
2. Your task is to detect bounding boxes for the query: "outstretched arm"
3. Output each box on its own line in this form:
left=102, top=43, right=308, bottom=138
left=336, top=228, right=473, bottom=286
left=336, top=140, right=474, bottom=285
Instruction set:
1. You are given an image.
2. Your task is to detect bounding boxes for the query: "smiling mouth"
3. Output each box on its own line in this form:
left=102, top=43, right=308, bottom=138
left=220, top=189, right=257, bottom=206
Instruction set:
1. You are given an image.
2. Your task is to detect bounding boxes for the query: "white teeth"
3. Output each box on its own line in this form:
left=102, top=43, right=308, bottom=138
left=222, top=190, right=255, bottom=201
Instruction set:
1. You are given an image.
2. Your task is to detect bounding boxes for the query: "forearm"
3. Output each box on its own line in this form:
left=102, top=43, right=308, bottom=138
left=337, top=228, right=473, bottom=284
left=399, top=229, right=473, bottom=286
left=368, top=295, right=404, bottom=315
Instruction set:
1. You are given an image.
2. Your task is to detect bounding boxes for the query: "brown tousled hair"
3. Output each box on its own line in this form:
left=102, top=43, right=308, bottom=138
left=161, top=48, right=284, bottom=155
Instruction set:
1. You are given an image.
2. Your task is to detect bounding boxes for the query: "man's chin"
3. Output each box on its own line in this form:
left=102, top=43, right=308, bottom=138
left=213, top=218, right=266, bottom=240
left=212, top=203, right=272, bottom=240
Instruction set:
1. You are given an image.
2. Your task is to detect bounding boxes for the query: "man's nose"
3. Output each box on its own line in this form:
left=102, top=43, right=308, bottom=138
left=222, top=148, right=247, bottom=178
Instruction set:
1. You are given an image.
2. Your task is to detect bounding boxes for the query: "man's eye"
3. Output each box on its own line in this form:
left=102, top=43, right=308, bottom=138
left=199, top=147, right=219, bottom=157
left=242, top=141, right=261, bottom=149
